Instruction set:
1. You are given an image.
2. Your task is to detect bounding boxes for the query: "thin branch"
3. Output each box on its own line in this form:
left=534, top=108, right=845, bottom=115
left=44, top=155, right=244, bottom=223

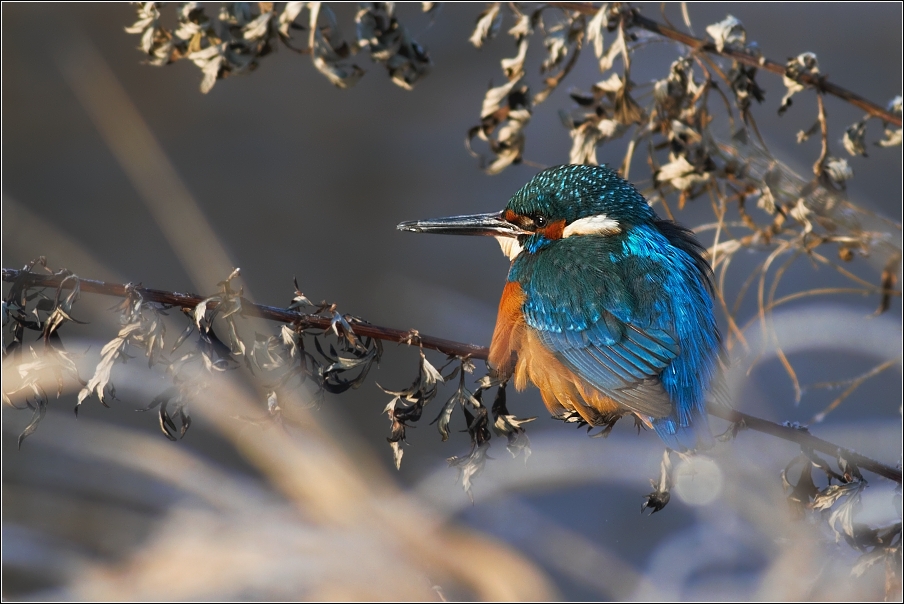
left=770, top=286, right=889, bottom=308
left=706, top=405, right=901, bottom=484
left=4, top=268, right=901, bottom=484
left=807, top=357, right=900, bottom=424
left=814, top=92, right=829, bottom=176
left=1, top=269, right=485, bottom=360
left=549, top=2, right=902, bottom=126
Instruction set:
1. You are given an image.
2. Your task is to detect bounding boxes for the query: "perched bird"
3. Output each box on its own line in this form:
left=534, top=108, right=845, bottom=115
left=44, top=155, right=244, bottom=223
left=398, top=164, right=721, bottom=450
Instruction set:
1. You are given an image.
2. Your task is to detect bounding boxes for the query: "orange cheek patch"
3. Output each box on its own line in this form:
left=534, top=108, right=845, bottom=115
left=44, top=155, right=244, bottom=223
left=504, top=209, right=519, bottom=222
left=539, top=219, right=566, bottom=240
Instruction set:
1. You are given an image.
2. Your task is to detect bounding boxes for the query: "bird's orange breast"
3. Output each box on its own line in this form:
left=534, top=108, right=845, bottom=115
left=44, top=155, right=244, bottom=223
left=488, top=282, right=621, bottom=424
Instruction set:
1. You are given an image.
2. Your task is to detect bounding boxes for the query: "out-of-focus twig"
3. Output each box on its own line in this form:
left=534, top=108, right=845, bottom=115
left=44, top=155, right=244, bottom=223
left=58, top=34, right=241, bottom=293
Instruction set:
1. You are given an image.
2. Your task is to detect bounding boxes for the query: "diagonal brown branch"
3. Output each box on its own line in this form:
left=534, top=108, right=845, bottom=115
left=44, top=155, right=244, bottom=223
left=3, top=267, right=901, bottom=484
left=549, top=2, right=902, bottom=126
left=1, top=269, right=486, bottom=360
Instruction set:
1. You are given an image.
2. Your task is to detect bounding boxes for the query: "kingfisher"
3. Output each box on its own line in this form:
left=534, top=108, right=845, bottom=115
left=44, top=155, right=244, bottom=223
left=398, top=164, right=721, bottom=451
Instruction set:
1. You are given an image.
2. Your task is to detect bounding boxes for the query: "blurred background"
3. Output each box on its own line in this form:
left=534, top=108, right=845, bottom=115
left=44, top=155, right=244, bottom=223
left=3, top=3, right=901, bottom=600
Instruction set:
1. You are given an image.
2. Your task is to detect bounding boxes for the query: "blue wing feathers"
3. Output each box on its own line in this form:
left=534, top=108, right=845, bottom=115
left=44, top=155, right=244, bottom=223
left=590, top=347, right=645, bottom=382
left=602, top=346, right=655, bottom=380
left=620, top=337, right=669, bottom=368
left=626, top=325, right=680, bottom=357
left=612, top=341, right=662, bottom=374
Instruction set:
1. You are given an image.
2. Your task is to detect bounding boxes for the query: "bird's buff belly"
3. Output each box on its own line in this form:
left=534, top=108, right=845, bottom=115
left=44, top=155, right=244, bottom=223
left=488, top=282, right=623, bottom=424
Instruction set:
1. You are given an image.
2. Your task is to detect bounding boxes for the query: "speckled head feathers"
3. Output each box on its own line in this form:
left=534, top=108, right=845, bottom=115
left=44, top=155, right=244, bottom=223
left=506, top=164, right=655, bottom=226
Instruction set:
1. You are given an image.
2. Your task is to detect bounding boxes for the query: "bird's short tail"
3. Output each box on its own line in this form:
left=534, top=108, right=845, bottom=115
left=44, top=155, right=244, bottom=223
left=652, top=407, right=714, bottom=452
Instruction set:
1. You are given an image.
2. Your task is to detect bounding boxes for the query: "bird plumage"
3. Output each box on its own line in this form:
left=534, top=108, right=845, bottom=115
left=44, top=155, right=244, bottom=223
left=399, top=164, right=721, bottom=451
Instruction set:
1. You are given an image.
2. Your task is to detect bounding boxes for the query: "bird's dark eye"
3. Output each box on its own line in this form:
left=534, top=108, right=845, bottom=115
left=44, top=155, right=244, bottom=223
left=506, top=212, right=547, bottom=231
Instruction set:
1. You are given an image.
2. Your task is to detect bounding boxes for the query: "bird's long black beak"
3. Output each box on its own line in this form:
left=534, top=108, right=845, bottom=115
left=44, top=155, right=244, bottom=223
left=397, top=211, right=527, bottom=238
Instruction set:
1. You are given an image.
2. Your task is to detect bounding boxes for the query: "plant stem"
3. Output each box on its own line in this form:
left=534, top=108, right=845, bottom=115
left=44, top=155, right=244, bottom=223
left=549, top=2, right=902, bottom=126
left=4, top=267, right=900, bottom=484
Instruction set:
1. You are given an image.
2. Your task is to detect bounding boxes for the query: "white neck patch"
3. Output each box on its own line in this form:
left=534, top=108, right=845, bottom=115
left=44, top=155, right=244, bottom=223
left=495, top=214, right=620, bottom=260
left=562, top=214, right=621, bottom=237
left=495, top=236, right=523, bottom=261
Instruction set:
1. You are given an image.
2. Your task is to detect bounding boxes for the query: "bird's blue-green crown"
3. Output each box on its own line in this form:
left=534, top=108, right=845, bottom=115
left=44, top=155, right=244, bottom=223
left=506, top=164, right=655, bottom=225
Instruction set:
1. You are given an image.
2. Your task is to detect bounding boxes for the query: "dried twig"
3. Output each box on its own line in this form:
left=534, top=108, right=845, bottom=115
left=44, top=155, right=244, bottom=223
left=549, top=2, right=901, bottom=126
left=4, top=267, right=900, bottom=484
